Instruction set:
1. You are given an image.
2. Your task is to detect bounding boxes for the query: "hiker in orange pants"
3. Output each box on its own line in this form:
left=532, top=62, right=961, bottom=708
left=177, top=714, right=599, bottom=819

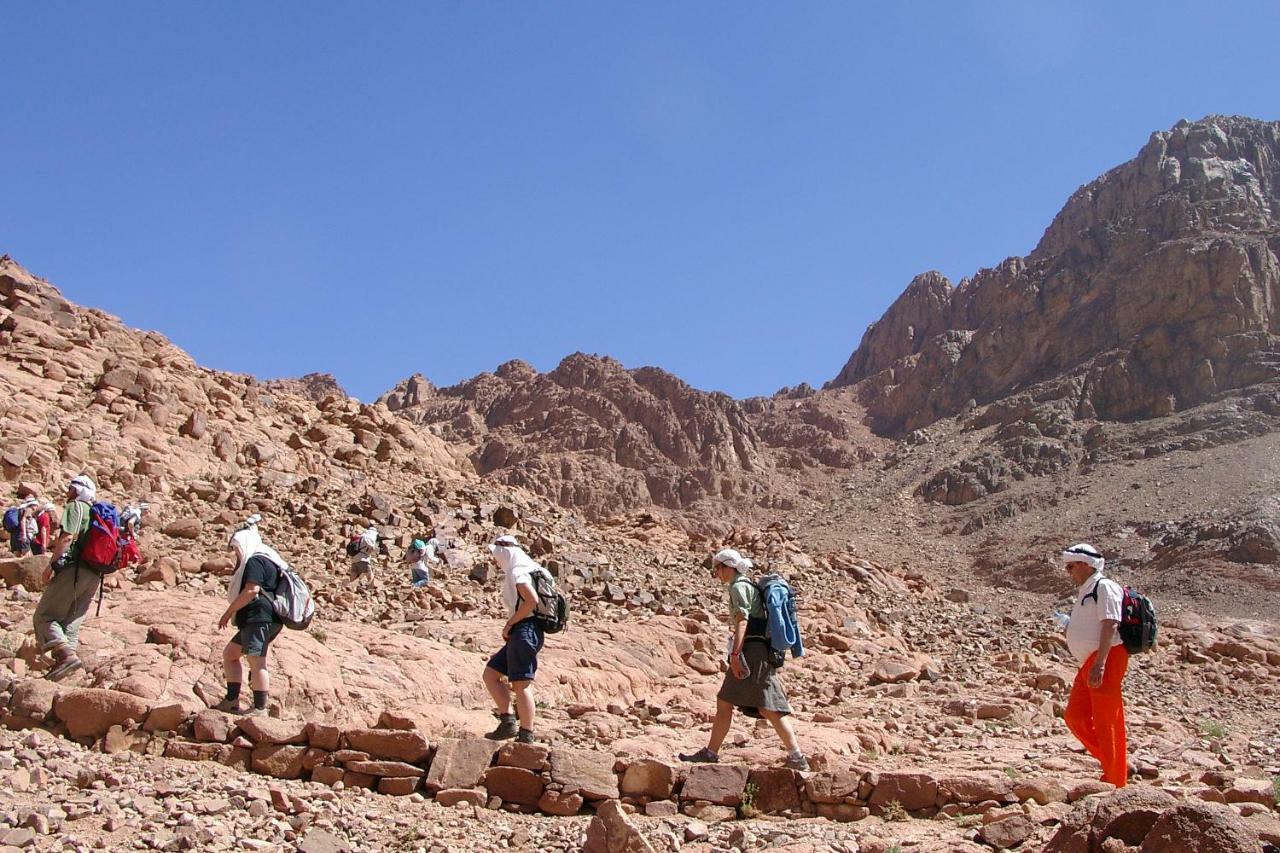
left=1059, top=543, right=1129, bottom=787
left=1065, top=643, right=1130, bottom=786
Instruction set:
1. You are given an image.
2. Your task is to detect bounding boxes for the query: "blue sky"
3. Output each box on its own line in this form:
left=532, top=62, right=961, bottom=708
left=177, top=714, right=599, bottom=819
left=3, top=3, right=1277, bottom=401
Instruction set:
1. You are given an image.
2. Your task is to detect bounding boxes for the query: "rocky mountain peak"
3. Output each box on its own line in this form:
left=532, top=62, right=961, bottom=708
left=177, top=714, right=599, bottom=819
left=829, top=115, right=1280, bottom=436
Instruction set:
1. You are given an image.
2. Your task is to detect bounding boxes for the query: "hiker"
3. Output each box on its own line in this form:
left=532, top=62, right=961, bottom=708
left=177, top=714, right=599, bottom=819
left=349, top=524, right=380, bottom=588
left=32, top=501, right=56, bottom=556
left=483, top=534, right=545, bottom=744
left=118, top=503, right=147, bottom=569
left=216, top=515, right=285, bottom=717
left=5, top=498, right=38, bottom=555
left=32, top=476, right=102, bottom=681
left=1060, top=543, right=1130, bottom=788
left=679, top=548, right=809, bottom=771
left=405, top=538, right=440, bottom=587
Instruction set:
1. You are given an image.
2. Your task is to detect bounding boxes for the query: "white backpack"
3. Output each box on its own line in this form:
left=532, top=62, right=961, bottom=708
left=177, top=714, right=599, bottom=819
left=270, top=563, right=316, bottom=630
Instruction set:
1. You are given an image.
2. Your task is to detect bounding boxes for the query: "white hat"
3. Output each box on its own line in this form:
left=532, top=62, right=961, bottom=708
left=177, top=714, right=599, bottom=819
left=1059, top=543, right=1104, bottom=572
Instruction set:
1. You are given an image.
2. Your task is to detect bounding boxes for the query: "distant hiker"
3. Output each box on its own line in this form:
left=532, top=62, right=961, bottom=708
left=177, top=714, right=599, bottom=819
left=483, top=535, right=546, bottom=744
left=4, top=498, right=38, bottom=555
left=32, top=476, right=103, bottom=681
left=347, top=524, right=380, bottom=588
left=405, top=538, right=440, bottom=587
left=118, top=503, right=147, bottom=569
left=1059, top=543, right=1130, bottom=787
left=679, top=548, right=809, bottom=771
left=32, top=501, right=56, bottom=556
left=216, top=515, right=286, bottom=717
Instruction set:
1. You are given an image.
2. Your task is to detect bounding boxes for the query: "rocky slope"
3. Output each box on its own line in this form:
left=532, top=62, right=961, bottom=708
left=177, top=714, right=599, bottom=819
left=380, top=356, right=866, bottom=523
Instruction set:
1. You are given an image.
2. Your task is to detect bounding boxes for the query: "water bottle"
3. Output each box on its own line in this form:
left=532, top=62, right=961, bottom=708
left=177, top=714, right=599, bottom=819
left=1052, top=610, right=1070, bottom=630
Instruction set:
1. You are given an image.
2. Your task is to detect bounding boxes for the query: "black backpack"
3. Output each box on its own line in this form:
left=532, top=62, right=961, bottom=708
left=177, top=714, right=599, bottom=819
left=531, top=568, right=569, bottom=634
left=1085, top=580, right=1157, bottom=654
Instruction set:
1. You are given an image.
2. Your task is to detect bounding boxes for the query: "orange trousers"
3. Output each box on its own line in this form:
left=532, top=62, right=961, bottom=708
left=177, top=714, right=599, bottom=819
left=1064, top=643, right=1129, bottom=787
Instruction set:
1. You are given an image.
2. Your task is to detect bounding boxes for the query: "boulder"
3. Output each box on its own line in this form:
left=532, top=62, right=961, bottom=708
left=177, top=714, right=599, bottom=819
left=621, top=759, right=677, bottom=800
left=161, top=518, right=203, bottom=540
left=550, top=747, right=620, bottom=801
left=436, top=789, right=487, bottom=808
left=344, top=760, right=426, bottom=778
left=1095, top=786, right=1180, bottom=845
left=53, top=688, right=151, bottom=738
left=8, top=678, right=60, bottom=722
left=538, top=789, right=584, bottom=816
left=481, top=766, right=544, bottom=807
left=870, top=656, right=920, bottom=684
left=747, top=767, right=802, bottom=813
left=424, top=738, right=498, bottom=793
left=0, top=555, right=49, bottom=591
left=252, top=744, right=308, bottom=780
left=870, top=771, right=938, bottom=812
left=307, top=723, right=341, bottom=751
left=238, top=716, right=308, bottom=745
left=979, top=813, right=1035, bottom=849
left=142, top=703, right=187, bottom=733
left=343, top=728, right=431, bottom=763
left=805, top=770, right=865, bottom=804
left=583, top=799, right=656, bottom=853
left=937, top=773, right=1014, bottom=805
left=193, top=710, right=237, bottom=743
left=298, top=829, right=352, bottom=853
left=497, top=741, right=551, bottom=771
left=1139, top=801, right=1261, bottom=853
left=682, top=764, right=748, bottom=807
left=377, top=777, right=421, bottom=796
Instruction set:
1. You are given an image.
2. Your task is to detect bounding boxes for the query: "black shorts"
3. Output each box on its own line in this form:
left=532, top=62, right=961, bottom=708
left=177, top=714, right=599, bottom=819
left=231, top=622, right=283, bottom=657
left=486, top=619, right=544, bottom=683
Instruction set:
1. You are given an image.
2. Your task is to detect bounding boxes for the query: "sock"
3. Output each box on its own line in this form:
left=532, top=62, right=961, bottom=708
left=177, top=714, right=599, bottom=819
left=252, top=690, right=268, bottom=711
left=224, top=683, right=241, bottom=702
left=787, top=748, right=803, bottom=759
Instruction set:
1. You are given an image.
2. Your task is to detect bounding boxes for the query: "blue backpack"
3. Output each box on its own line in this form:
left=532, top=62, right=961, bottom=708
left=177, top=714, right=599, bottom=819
left=757, top=574, right=804, bottom=662
left=2, top=508, right=19, bottom=533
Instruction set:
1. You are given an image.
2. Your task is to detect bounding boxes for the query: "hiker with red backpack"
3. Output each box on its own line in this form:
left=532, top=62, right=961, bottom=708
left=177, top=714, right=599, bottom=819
left=32, top=501, right=56, bottom=556
left=1059, top=543, right=1156, bottom=788
left=33, top=475, right=112, bottom=681
left=679, top=548, right=809, bottom=771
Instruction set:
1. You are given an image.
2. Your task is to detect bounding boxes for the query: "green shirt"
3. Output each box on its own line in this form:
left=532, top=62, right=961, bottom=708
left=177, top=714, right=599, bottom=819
left=728, top=576, right=765, bottom=622
left=60, top=501, right=91, bottom=550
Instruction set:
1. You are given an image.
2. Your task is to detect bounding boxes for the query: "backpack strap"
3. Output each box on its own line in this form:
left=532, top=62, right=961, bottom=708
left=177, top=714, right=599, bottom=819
left=1081, top=579, right=1102, bottom=605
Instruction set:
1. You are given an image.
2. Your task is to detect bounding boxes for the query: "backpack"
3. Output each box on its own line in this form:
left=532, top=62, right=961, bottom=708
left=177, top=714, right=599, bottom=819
left=1085, top=580, right=1158, bottom=655
left=345, top=536, right=361, bottom=557
left=530, top=568, right=569, bottom=634
left=756, top=574, right=805, bottom=662
left=268, top=562, right=316, bottom=631
left=79, top=502, right=123, bottom=574
left=2, top=507, right=19, bottom=533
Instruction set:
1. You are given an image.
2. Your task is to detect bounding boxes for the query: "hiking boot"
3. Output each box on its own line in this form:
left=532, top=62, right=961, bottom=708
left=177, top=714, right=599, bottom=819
left=515, top=728, right=537, bottom=744
left=212, top=698, right=242, bottom=714
left=45, top=648, right=83, bottom=682
left=678, top=747, right=719, bottom=764
left=244, top=707, right=269, bottom=719
left=784, top=752, right=810, bottom=772
left=485, top=714, right=519, bottom=741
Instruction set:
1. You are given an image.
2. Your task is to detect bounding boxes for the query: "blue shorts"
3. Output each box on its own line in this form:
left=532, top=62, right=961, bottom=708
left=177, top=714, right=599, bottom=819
left=486, top=619, right=544, bottom=683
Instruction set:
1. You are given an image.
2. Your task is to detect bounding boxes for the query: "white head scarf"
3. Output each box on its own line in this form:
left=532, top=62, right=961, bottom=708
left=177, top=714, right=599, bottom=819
left=359, top=525, right=379, bottom=550
left=70, top=475, right=97, bottom=504
left=489, top=537, right=541, bottom=574
left=227, top=515, right=289, bottom=602
left=1059, top=543, right=1105, bottom=574
left=712, top=547, right=753, bottom=573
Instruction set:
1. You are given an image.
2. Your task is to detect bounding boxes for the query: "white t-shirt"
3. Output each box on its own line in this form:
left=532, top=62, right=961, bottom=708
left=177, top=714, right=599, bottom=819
left=1066, top=572, right=1124, bottom=665
left=492, top=544, right=540, bottom=616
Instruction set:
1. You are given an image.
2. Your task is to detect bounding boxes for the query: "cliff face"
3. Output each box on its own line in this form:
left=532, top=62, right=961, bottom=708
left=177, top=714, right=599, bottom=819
left=830, top=116, right=1280, bottom=436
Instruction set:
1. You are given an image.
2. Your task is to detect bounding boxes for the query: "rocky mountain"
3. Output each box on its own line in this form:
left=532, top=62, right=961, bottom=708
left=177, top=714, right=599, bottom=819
left=380, top=354, right=866, bottom=522
left=831, top=115, right=1279, bottom=436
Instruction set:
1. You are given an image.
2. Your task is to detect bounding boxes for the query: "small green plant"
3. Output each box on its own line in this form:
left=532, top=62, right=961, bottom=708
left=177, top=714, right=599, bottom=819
left=886, top=847, right=902, bottom=853
left=1201, top=719, right=1227, bottom=739
left=738, top=782, right=759, bottom=819
left=950, top=814, right=981, bottom=828
left=309, top=627, right=327, bottom=644
left=1003, top=766, right=1019, bottom=780
left=860, top=748, right=878, bottom=762
left=880, top=799, right=908, bottom=822
left=1273, top=776, right=1279, bottom=804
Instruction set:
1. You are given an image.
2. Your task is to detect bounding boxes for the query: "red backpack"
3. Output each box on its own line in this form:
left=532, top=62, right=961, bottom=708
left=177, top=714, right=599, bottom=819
left=79, top=502, right=123, bottom=573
